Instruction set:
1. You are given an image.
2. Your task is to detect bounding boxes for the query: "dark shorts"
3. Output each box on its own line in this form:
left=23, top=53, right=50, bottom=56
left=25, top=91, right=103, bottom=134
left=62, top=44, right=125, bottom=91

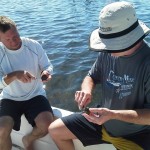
left=0, top=95, right=53, bottom=131
left=61, top=113, right=150, bottom=150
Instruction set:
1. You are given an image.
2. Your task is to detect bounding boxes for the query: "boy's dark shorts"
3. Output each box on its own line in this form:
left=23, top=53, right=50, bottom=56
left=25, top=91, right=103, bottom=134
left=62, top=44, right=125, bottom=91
left=61, top=113, right=150, bottom=150
left=0, top=95, right=53, bottom=131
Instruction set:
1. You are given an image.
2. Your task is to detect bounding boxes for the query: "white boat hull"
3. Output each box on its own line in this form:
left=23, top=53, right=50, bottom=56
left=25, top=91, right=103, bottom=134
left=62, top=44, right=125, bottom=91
left=11, top=107, right=115, bottom=150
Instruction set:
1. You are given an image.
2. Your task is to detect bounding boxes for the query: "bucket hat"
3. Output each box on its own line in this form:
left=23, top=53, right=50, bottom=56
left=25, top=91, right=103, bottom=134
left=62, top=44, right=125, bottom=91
left=89, top=1, right=150, bottom=52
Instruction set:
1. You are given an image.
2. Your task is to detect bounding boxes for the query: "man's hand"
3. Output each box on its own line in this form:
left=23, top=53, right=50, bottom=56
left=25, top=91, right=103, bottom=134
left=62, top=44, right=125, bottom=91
left=82, top=108, right=150, bottom=126
left=41, top=70, right=52, bottom=83
left=82, top=108, right=114, bottom=125
left=75, top=91, right=92, bottom=110
left=3, top=70, right=36, bottom=85
left=15, top=71, right=36, bottom=83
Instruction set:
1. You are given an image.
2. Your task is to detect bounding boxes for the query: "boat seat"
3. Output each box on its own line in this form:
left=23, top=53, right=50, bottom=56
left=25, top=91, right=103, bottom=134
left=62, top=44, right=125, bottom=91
left=11, top=107, right=115, bottom=150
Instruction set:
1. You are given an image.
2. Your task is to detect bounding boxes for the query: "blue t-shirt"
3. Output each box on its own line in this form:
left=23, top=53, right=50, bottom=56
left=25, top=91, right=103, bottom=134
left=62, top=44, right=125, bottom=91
left=88, top=41, right=150, bottom=136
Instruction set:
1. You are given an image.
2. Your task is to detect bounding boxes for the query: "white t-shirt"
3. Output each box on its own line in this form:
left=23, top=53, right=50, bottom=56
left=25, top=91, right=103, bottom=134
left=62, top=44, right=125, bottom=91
left=0, top=37, right=53, bottom=101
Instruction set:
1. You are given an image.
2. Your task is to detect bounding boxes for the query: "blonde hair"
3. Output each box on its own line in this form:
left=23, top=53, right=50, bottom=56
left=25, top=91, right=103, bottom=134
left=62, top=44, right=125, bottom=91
left=0, top=16, right=16, bottom=33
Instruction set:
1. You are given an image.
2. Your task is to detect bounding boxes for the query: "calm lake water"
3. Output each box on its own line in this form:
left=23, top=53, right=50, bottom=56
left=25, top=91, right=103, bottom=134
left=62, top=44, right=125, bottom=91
left=1, top=0, right=150, bottom=111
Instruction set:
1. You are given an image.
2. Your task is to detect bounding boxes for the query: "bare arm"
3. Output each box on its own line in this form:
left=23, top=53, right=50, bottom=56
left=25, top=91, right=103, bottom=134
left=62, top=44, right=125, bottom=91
left=3, top=71, right=36, bottom=85
left=114, top=109, right=150, bottom=125
left=75, top=76, right=95, bottom=109
left=83, top=108, right=150, bottom=125
left=81, top=76, right=95, bottom=93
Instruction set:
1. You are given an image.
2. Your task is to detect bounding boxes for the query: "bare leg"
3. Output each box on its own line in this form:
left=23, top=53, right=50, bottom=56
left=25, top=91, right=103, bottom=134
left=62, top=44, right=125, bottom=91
left=22, top=111, right=54, bottom=150
left=49, top=118, right=77, bottom=150
left=0, top=116, right=14, bottom=150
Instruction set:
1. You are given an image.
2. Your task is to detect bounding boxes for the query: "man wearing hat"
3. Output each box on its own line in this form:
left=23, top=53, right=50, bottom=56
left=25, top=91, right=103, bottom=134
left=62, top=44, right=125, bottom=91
left=49, top=1, right=150, bottom=150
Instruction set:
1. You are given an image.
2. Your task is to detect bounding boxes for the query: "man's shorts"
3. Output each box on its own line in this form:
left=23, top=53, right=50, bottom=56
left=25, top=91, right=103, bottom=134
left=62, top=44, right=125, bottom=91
left=0, top=95, right=53, bottom=131
left=61, top=113, right=150, bottom=150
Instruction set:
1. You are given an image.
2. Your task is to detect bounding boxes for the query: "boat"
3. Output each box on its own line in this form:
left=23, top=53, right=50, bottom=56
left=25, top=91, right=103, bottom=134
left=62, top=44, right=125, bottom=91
left=11, top=106, right=115, bottom=150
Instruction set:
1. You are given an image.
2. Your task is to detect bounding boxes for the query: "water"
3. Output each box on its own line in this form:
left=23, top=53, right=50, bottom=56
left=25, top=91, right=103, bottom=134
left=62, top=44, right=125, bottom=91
left=0, top=0, right=150, bottom=111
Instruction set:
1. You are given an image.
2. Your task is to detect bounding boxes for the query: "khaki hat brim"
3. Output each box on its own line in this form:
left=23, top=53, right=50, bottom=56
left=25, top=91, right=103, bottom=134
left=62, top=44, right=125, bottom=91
left=89, top=21, right=150, bottom=52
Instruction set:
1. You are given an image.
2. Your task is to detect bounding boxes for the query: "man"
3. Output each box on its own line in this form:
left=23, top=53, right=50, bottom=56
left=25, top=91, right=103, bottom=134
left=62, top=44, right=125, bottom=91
left=49, top=1, right=150, bottom=150
left=0, top=16, right=54, bottom=150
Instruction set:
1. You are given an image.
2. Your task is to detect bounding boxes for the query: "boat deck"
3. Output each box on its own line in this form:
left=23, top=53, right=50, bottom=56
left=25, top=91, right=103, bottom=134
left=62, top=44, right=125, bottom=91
left=12, top=143, right=115, bottom=150
left=12, top=144, right=24, bottom=150
left=11, top=107, right=115, bottom=150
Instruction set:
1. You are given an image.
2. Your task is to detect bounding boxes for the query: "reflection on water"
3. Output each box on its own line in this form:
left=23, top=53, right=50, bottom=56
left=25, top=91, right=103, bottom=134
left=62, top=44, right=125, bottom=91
left=0, top=0, right=150, bottom=111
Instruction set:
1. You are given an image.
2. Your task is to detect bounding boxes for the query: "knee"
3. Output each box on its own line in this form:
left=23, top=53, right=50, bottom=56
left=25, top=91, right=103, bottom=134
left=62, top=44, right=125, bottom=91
left=35, top=112, right=54, bottom=133
left=0, top=117, right=13, bottom=141
left=48, top=122, right=56, bottom=136
left=38, top=122, right=50, bottom=135
left=0, top=126, right=11, bottom=141
left=36, top=115, right=54, bottom=135
left=48, top=119, right=62, bottom=138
